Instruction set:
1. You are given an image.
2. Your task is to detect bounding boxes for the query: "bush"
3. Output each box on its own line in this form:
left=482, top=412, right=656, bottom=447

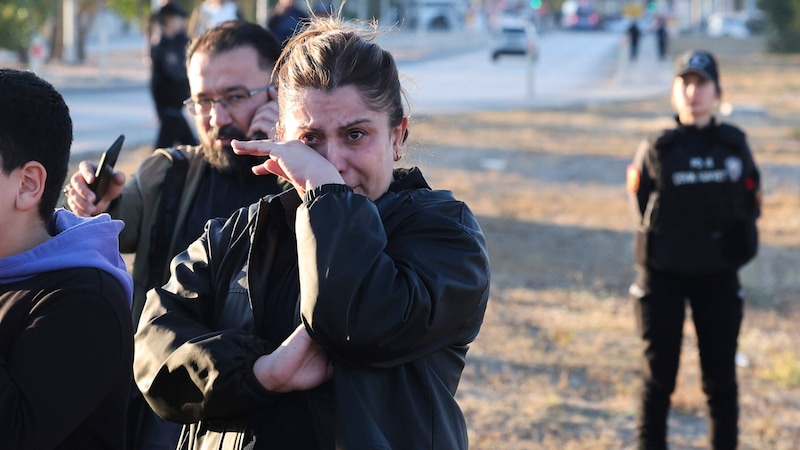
left=0, top=1, right=53, bottom=61
left=759, top=0, right=800, bottom=52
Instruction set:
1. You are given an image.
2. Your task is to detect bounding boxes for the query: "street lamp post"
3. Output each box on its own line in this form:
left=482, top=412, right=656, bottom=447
left=62, top=0, right=78, bottom=64
left=257, top=0, right=269, bottom=27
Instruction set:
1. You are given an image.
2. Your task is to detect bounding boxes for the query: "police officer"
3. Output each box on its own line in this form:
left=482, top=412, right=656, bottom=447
left=626, top=50, right=761, bottom=450
left=150, top=2, right=198, bottom=149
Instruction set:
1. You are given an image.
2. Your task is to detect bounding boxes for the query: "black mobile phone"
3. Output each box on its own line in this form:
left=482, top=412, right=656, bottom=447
left=89, top=134, right=125, bottom=204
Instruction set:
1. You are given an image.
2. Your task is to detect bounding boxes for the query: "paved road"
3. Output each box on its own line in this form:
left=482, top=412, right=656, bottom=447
left=62, top=86, right=158, bottom=156
left=42, top=29, right=671, bottom=156
left=401, top=31, right=624, bottom=114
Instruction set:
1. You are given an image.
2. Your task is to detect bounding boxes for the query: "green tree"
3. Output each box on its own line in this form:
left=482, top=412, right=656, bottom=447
left=0, top=0, right=55, bottom=62
left=759, top=0, right=800, bottom=52
left=47, top=0, right=110, bottom=63
left=107, top=0, right=148, bottom=19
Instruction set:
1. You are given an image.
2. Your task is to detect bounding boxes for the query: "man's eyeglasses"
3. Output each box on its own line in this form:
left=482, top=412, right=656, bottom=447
left=183, top=85, right=270, bottom=117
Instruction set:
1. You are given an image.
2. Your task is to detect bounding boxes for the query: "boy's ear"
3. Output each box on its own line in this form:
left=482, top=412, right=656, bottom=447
left=16, top=162, right=46, bottom=212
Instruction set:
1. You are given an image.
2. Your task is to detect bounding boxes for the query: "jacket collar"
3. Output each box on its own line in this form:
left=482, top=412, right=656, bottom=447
left=389, top=167, right=430, bottom=193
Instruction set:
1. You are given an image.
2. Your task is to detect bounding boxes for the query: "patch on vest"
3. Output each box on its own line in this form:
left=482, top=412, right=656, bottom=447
left=725, top=156, right=743, bottom=182
left=670, top=156, right=743, bottom=186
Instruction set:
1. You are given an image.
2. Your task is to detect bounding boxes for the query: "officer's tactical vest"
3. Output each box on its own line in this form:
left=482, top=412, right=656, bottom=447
left=639, top=123, right=758, bottom=273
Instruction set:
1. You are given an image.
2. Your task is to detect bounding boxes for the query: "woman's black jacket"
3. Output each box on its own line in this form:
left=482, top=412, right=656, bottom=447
left=134, top=167, right=491, bottom=449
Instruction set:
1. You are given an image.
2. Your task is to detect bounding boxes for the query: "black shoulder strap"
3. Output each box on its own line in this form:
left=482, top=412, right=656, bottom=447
left=717, top=123, right=746, bottom=146
left=147, top=148, right=190, bottom=290
left=717, top=123, right=749, bottom=159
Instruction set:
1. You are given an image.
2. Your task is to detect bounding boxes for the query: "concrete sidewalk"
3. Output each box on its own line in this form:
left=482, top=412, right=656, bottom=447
left=39, top=27, right=494, bottom=93
left=37, top=34, right=150, bottom=93
left=597, top=33, right=673, bottom=104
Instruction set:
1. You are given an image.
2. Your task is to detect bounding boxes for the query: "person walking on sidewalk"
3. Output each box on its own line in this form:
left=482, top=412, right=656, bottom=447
left=655, top=15, right=668, bottom=61
left=63, top=21, right=285, bottom=450
left=150, top=2, right=198, bottom=149
left=626, top=50, right=761, bottom=450
left=627, top=20, right=641, bottom=61
left=0, top=69, right=133, bottom=449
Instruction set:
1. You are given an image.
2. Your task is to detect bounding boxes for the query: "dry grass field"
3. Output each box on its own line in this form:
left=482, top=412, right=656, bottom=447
left=80, top=35, right=800, bottom=450
left=404, top=38, right=800, bottom=449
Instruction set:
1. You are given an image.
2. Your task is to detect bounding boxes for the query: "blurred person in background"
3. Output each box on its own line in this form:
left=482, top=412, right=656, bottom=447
left=627, top=50, right=761, bottom=450
left=150, top=2, right=198, bottom=149
left=628, top=19, right=641, bottom=61
left=268, top=0, right=308, bottom=46
left=188, top=0, right=243, bottom=37
left=656, top=15, right=668, bottom=61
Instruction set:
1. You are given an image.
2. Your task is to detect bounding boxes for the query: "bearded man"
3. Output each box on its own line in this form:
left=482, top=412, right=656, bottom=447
left=64, top=20, right=286, bottom=450
left=65, top=21, right=285, bottom=324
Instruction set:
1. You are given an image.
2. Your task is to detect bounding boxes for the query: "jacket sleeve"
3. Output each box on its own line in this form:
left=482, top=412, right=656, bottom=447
left=0, top=271, right=131, bottom=449
left=741, top=136, right=762, bottom=218
left=133, top=208, right=278, bottom=424
left=628, top=138, right=655, bottom=224
left=297, top=185, right=490, bottom=369
left=720, top=123, right=761, bottom=218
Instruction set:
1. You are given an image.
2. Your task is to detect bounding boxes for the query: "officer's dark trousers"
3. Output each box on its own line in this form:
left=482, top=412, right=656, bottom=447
left=632, top=269, right=743, bottom=450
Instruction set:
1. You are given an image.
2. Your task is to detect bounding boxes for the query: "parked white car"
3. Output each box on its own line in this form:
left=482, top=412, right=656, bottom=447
left=409, top=0, right=467, bottom=30
left=492, top=19, right=538, bottom=62
left=707, top=13, right=750, bottom=38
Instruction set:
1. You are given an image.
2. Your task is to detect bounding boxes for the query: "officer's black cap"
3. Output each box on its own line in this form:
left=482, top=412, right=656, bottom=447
left=675, top=50, right=720, bottom=92
left=158, top=2, right=187, bottom=18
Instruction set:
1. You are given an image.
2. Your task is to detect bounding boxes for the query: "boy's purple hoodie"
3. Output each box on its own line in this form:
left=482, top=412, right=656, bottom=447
left=0, top=208, right=133, bottom=307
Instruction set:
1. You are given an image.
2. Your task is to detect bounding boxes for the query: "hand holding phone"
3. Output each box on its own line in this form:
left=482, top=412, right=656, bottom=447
left=89, top=134, right=124, bottom=204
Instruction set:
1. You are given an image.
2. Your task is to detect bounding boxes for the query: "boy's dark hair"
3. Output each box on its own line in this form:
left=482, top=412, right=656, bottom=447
left=187, top=20, right=282, bottom=72
left=0, top=69, right=72, bottom=221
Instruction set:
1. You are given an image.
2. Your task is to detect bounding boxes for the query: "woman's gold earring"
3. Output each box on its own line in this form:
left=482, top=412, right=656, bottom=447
left=394, top=152, right=401, bottom=161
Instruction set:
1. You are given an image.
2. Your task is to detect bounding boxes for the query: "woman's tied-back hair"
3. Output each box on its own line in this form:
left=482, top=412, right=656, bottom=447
left=274, top=15, right=407, bottom=132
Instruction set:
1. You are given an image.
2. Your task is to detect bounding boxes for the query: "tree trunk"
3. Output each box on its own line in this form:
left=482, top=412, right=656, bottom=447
left=17, top=49, right=29, bottom=64
left=77, top=7, right=99, bottom=63
left=51, top=9, right=65, bottom=62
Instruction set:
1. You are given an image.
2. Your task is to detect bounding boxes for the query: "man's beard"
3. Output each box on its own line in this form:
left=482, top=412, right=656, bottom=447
left=203, top=124, right=267, bottom=176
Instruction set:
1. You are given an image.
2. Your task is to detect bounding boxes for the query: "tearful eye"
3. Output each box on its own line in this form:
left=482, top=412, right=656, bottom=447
left=301, top=134, right=320, bottom=145
left=348, top=130, right=365, bottom=140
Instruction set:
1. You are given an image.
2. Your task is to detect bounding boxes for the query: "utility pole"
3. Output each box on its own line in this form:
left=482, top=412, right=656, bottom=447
left=257, top=0, right=269, bottom=27
left=62, top=0, right=78, bottom=64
